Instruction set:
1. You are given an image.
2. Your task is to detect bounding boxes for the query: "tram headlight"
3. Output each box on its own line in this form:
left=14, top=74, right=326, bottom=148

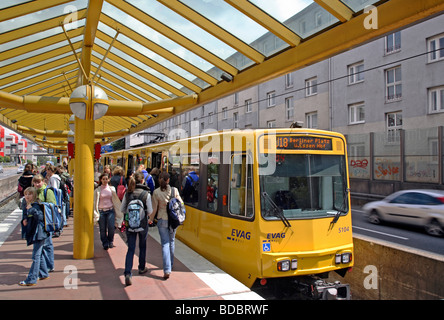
left=342, top=253, right=352, bottom=264
left=335, top=254, right=342, bottom=264
left=335, top=253, right=352, bottom=264
left=291, top=259, right=298, bottom=270
left=277, top=259, right=290, bottom=272
left=277, top=258, right=298, bottom=271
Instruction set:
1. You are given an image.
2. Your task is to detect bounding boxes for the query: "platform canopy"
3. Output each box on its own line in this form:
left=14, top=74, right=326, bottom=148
left=1, top=0, right=444, bottom=149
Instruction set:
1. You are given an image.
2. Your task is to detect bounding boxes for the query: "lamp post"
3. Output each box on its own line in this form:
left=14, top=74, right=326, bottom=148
left=69, top=84, right=108, bottom=259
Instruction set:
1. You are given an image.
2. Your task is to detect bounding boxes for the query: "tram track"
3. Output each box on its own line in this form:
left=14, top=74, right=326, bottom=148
left=0, top=192, right=19, bottom=224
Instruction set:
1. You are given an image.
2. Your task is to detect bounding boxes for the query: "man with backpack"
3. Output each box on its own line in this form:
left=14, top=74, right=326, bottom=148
left=182, top=169, right=199, bottom=204
left=136, top=164, right=155, bottom=194
left=120, top=172, right=153, bottom=286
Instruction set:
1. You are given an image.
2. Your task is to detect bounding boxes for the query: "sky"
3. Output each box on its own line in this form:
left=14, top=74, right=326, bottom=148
left=0, top=0, right=316, bottom=96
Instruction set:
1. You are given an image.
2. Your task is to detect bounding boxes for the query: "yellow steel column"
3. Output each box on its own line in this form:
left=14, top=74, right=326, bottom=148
left=73, top=85, right=95, bottom=259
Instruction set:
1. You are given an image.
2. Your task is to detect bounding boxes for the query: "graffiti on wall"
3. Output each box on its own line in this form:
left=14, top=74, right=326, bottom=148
left=406, top=157, right=439, bottom=183
left=349, top=158, right=370, bottom=179
left=350, top=157, right=440, bottom=183
left=374, top=157, right=400, bottom=180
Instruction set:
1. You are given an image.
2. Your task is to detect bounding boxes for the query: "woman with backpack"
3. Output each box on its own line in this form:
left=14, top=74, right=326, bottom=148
left=120, top=172, right=153, bottom=286
left=110, top=166, right=127, bottom=201
left=93, top=173, right=123, bottom=250
left=149, top=171, right=184, bottom=280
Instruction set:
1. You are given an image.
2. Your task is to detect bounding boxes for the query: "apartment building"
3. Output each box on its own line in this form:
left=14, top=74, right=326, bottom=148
left=139, top=4, right=444, bottom=149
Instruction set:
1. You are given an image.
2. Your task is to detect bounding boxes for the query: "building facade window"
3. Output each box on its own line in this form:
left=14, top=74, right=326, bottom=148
left=306, top=112, right=318, bottom=128
left=233, top=112, right=239, bottom=128
left=385, top=66, right=402, bottom=102
left=305, top=77, right=318, bottom=97
left=267, top=91, right=276, bottom=107
left=222, top=107, right=228, bottom=120
left=428, top=33, right=444, bottom=62
left=208, top=112, right=214, bottom=124
left=386, top=112, right=402, bottom=143
left=299, top=20, right=306, bottom=35
left=386, top=31, right=401, bottom=54
left=285, top=97, right=294, bottom=121
left=245, top=99, right=252, bottom=113
left=315, top=12, right=323, bottom=27
left=429, top=86, right=444, bottom=113
left=267, top=120, right=276, bottom=128
left=285, top=73, right=293, bottom=88
left=349, top=144, right=366, bottom=158
left=348, top=102, right=365, bottom=124
left=348, top=61, right=365, bottom=84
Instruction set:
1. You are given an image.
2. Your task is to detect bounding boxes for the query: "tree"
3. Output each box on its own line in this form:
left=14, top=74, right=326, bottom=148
left=111, top=138, right=125, bottom=151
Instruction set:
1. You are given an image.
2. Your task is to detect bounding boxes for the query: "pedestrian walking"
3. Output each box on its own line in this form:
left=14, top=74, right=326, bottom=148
left=93, top=173, right=123, bottom=250
left=149, top=172, right=183, bottom=280
left=120, top=172, right=153, bottom=286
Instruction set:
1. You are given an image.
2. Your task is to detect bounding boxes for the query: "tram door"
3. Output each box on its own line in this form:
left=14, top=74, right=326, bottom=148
left=117, top=155, right=126, bottom=172
left=151, top=152, right=162, bottom=170
left=127, top=154, right=135, bottom=173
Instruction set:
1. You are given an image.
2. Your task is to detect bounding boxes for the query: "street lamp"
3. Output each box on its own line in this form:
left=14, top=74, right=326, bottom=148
left=69, top=84, right=109, bottom=120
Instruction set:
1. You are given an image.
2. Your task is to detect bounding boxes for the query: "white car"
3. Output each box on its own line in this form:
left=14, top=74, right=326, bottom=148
left=362, top=189, right=444, bottom=237
left=17, top=165, right=25, bottom=174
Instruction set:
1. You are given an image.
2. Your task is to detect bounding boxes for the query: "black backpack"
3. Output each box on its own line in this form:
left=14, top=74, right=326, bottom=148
left=167, top=187, right=186, bottom=230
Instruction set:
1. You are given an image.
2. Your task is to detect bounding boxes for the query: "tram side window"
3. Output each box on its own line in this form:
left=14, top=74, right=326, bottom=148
left=206, top=162, right=219, bottom=212
left=229, top=154, right=253, bottom=218
left=182, top=162, right=200, bottom=206
left=168, top=155, right=182, bottom=190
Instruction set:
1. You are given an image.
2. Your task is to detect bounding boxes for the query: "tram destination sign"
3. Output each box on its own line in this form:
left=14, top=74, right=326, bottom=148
left=276, top=136, right=332, bottom=150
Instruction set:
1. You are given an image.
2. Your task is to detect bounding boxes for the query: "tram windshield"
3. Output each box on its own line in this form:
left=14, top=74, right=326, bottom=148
left=259, top=154, right=348, bottom=220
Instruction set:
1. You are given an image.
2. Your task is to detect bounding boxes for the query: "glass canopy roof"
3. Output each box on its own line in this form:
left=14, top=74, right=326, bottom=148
left=0, top=0, right=442, bottom=148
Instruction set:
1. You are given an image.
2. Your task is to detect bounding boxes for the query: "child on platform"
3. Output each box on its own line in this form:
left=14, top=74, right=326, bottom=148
left=19, top=187, right=49, bottom=286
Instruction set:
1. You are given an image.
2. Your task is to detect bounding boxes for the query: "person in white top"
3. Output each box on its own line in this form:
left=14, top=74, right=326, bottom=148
left=46, top=165, right=61, bottom=190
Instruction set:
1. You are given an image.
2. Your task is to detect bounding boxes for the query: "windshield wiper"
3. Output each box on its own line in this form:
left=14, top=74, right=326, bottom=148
left=261, top=191, right=291, bottom=228
left=329, top=187, right=349, bottom=227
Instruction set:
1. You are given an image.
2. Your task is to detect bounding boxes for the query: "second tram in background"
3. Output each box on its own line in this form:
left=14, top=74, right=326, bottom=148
left=101, top=127, right=353, bottom=299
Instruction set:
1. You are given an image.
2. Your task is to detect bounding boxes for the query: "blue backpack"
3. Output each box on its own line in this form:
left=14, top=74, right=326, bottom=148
left=167, top=187, right=186, bottom=230
left=40, top=202, right=62, bottom=233
left=45, top=187, right=67, bottom=227
left=41, top=187, right=64, bottom=233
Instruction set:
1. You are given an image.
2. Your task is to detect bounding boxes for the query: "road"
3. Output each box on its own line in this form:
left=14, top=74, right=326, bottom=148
left=352, top=207, right=444, bottom=256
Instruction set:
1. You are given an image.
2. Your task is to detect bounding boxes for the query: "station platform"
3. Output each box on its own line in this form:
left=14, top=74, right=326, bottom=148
left=0, top=207, right=263, bottom=300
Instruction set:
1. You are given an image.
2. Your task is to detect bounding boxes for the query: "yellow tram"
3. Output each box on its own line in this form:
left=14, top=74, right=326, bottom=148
left=101, top=128, right=353, bottom=298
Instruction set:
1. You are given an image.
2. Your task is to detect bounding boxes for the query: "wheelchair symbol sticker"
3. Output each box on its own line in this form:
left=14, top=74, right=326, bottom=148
left=262, top=242, right=271, bottom=252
